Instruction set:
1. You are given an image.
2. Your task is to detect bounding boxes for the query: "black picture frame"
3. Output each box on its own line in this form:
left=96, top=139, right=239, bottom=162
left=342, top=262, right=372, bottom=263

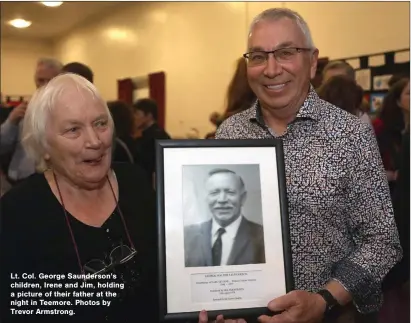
left=156, top=139, right=294, bottom=322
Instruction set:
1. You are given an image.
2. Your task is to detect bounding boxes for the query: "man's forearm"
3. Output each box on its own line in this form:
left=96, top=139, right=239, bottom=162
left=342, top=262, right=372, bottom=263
left=0, top=120, right=18, bottom=154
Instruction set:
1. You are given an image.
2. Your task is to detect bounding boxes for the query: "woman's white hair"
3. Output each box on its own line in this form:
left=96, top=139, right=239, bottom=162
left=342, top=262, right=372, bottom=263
left=249, top=8, right=315, bottom=48
left=22, top=73, right=113, bottom=172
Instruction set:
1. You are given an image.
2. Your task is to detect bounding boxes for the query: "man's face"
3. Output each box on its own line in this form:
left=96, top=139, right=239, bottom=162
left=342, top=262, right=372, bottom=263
left=205, top=172, right=246, bottom=227
left=246, top=18, right=318, bottom=112
left=134, top=109, right=150, bottom=129
left=399, top=81, right=410, bottom=112
left=322, top=68, right=348, bottom=84
left=34, top=63, right=59, bottom=89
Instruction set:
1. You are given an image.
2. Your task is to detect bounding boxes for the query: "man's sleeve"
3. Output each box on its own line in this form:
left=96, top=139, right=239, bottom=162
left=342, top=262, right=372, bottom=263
left=331, top=123, right=403, bottom=313
left=0, top=119, right=19, bottom=155
left=215, top=121, right=230, bottom=139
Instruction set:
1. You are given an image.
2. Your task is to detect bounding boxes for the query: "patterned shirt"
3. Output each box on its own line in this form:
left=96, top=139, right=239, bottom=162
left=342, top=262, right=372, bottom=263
left=215, top=86, right=402, bottom=314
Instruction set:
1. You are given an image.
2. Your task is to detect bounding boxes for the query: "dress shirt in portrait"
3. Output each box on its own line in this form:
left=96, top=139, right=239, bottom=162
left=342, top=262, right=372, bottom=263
left=211, top=215, right=242, bottom=266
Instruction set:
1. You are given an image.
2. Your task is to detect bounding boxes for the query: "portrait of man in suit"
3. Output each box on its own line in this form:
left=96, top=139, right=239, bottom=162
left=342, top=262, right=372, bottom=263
left=184, top=168, right=265, bottom=267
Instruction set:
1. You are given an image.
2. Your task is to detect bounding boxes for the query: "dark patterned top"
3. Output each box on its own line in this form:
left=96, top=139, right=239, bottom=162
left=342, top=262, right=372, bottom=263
left=215, top=86, right=402, bottom=314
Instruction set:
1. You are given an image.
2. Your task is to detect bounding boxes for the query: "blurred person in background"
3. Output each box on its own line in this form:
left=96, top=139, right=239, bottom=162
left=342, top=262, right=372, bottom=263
left=322, top=60, right=372, bottom=126
left=322, top=60, right=355, bottom=83
left=34, top=57, right=63, bottom=89
left=205, top=112, right=224, bottom=139
left=0, top=93, right=12, bottom=124
left=317, top=75, right=365, bottom=119
left=372, top=78, right=409, bottom=193
left=388, top=73, right=409, bottom=88
left=205, top=58, right=256, bottom=139
left=223, top=57, right=257, bottom=120
left=209, top=112, right=224, bottom=127
left=61, top=62, right=94, bottom=83
left=0, top=57, right=62, bottom=187
left=0, top=93, right=13, bottom=196
left=378, top=77, right=410, bottom=323
left=107, top=100, right=139, bottom=164
left=132, top=98, right=171, bottom=177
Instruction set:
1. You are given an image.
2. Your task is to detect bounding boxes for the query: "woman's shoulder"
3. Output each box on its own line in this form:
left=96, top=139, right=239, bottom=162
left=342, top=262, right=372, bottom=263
left=1, top=172, right=48, bottom=207
left=112, top=162, right=153, bottom=194
left=112, top=162, right=150, bottom=181
left=112, top=162, right=156, bottom=230
left=0, top=173, right=53, bottom=233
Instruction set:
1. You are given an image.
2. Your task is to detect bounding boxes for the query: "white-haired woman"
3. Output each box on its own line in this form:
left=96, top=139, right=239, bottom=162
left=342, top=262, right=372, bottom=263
left=0, top=74, right=158, bottom=322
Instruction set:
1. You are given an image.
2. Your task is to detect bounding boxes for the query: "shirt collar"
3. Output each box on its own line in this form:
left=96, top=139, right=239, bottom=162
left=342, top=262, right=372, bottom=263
left=212, top=215, right=243, bottom=240
left=249, top=84, right=322, bottom=126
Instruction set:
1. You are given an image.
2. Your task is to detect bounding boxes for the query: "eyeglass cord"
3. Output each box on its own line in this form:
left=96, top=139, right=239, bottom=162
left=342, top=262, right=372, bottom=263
left=53, top=170, right=136, bottom=275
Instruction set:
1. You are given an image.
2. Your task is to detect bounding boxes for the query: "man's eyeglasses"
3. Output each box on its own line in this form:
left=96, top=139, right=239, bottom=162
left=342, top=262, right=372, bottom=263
left=243, top=47, right=312, bottom=66
left=83, top=244, right=137, bottom=278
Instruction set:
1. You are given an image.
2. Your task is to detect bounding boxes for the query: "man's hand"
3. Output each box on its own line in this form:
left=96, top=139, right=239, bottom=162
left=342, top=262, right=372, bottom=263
left=7, top=102, right=27, bottom=125
left=258, top=291, right=326, bottom=323
left=198, top=310, right=246, bottom=323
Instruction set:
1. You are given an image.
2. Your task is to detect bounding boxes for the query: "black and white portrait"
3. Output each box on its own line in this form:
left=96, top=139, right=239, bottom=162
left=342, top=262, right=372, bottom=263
left=183, top=164, right=265, bottom=267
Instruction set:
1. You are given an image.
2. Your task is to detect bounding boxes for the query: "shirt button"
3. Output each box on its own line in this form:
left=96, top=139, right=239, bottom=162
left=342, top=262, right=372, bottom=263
left=106, top=229, right=110, bottom=233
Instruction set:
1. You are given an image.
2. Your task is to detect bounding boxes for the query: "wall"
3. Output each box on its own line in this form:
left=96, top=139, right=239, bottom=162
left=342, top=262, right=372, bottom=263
left=53, top=1, right=409, bottom=137
left=4, top=2, right=408, bottom=137
left=250, top=2, right=410, bottom=59
left=0, top=38, right=53, bottom=98
left=54, top=2, right=250, bottom=138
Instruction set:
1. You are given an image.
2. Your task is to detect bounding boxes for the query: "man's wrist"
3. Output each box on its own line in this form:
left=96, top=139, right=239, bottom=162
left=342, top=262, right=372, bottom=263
left=316, top=289, right=340, bottom=315
left=324, top=279, right=352, bottom=306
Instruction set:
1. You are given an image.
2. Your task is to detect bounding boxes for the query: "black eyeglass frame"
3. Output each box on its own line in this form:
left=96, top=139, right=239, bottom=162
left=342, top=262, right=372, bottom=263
left=243, top=47, right=313, bottom=64
left=53, top=171, right=137, bottom=276
left=83, top=243, right=138, bottom=277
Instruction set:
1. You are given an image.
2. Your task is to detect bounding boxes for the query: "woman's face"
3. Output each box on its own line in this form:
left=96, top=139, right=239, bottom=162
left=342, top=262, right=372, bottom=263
left=399, top=81, right=410, bottom=112
left=44, top=88, right=113, bottom=188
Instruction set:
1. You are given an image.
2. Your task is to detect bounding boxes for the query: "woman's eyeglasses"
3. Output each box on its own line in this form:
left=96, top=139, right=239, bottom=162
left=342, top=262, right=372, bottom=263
left=53, top=171, right=137, bottom=276
left=83, top=243, right=137, bottom=278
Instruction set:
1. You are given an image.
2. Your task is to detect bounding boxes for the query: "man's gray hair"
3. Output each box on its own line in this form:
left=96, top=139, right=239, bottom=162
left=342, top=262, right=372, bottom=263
left=322, top=61, right=356, bottom=81
left=249, top=8, right=314, bottom=48
left=37, top=57, right=63, bottom=72
left=207, top=168, right=246, bottom=192
left=22, top=73, right=113, bottom=172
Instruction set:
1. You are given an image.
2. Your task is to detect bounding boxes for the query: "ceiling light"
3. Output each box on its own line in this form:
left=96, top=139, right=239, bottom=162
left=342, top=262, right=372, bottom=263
left=8, top=19, right=32, bottom=29
left=40, top=2, right=63, bottom=7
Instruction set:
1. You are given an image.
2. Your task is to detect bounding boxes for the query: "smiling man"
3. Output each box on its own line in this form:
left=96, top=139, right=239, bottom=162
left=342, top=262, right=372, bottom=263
left=184, top=168, right=265, bottom=268
left=212, top=7, right=402, bottom=323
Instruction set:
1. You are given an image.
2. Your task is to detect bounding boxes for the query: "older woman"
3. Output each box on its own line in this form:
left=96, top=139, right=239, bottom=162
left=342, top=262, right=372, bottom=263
left=0, top=74, right=158, bottom=322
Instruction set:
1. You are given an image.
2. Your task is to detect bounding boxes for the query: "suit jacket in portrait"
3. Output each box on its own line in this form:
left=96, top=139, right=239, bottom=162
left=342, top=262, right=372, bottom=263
left=184, top=216, right=265, bottom=267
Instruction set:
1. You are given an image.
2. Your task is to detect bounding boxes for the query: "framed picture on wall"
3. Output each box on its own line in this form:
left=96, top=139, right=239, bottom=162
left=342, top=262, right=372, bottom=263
left=155, top=139, right=294, bottom=321
left=370, top=93, right=386, bottom=116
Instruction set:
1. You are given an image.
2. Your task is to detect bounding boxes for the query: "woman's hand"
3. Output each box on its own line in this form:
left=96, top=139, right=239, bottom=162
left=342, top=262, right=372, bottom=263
left=257, top=290, right=326, bottom=323
left=198, top=310, right=247, bottom=323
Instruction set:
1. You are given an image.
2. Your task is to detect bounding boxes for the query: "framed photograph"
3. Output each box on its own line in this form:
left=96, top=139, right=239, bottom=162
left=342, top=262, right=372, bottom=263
left=370, top=92, right=386, bottom=115
left=373, top=74, right=392, bottom=91
left=156, top=139, right=293, bottom=321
